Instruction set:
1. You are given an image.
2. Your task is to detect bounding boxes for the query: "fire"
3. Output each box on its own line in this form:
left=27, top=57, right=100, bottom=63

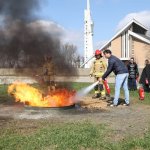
left=8, top=82, right=75, bottom=107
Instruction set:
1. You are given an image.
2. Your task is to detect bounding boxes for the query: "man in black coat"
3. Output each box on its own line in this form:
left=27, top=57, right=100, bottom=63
left=139, top=62, right=150, bottom=92
left=127, top=58, right=139, bottom=90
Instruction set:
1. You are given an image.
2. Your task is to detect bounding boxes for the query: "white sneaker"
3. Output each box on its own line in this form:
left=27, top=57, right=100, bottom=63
left=107, top=103, right=117, bottom=107
left=123, top=103, right=130, bottom=106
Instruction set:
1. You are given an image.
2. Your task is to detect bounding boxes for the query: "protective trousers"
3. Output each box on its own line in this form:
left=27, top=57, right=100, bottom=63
left=94, top=76, right=105, bottom=97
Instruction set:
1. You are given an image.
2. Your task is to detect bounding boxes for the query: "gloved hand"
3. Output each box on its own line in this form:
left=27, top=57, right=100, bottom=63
left=145, top=78, right=149, bottom=84
left=98, top=77, right=102, bottom=82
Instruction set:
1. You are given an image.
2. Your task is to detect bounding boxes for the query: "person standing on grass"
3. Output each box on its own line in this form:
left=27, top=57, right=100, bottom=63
left=100, top=49, right=129, bottom=107
left=145, top=59, right=149, bottom=66
left=139, top=59, right=150, bottom=92
left=127, top=57, right=139, bottom=90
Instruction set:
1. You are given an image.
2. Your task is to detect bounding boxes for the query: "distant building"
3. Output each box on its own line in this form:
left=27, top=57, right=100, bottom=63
left=84, top=0, right=94, bottom=68
left=101, top=19, right=150, bottom=69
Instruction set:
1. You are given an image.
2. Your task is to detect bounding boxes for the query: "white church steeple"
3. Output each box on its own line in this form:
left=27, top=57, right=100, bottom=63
left=87, top=0, right=90, bottom=10
left=84, top=0, right=94, bottom=68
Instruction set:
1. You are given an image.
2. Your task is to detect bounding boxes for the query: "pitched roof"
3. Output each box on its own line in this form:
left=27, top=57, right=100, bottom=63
left=100, top=19, right=150, bottom=49
left=137, top=33, right=150, bottom=41
left=128, top=31, right=150, bottom=44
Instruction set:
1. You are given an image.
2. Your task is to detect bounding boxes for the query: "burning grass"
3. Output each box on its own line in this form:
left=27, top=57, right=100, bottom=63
left=8, top=82, right=76, bottom=107
left=0, top=82, right=150, bottom=105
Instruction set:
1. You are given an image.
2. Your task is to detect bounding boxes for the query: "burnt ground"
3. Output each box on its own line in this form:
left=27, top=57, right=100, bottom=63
left=0, top=96, right=150, bottom=141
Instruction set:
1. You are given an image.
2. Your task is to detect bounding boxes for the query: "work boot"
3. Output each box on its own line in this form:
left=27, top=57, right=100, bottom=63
left=92, top=94, right=100, bottom=99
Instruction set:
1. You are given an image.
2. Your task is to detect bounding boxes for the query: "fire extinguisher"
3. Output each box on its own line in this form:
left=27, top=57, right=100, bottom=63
left=139, top=85, right=145, bottom=100
left=103, top=80, right=111, bottom=95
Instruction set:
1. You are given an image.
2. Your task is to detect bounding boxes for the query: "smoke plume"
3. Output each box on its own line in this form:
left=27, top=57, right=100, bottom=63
left=0, top=0, right=77, bottom=76
left=0, top=0, right=40, bottom=21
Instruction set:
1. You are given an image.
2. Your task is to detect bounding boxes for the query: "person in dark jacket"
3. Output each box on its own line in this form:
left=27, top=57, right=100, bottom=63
left=100, top=49, right=129, bottom=107
left=145, top=59, right=149, bottom=65
left=139, top=60, right=150, bottom=92
left=127, top=58, right=139, bottom=90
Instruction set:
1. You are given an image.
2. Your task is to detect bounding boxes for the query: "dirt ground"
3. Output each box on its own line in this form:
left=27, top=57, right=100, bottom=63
left=0, top=96, right=150, bottom=141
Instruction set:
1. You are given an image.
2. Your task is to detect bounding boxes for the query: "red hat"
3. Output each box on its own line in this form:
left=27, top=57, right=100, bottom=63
left=95, top=49, right=101, bottom=56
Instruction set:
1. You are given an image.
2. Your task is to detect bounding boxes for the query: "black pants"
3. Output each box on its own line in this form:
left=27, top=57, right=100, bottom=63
left=144, top=84, right=150, bottom=92
left=128, top=78, right=137, bottom=90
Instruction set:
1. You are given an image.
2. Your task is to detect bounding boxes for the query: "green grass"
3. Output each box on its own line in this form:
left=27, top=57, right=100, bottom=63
left=71, top=82, right=91, bottom=90
left=0, top=84, right=12, bottom=104
left=115, top=130, right=150, bottom=150
left=0, top=84, right=8, bottom=96
left=0, top=121, right=150, bottom=150
left=0, top=122, right=108, bottom=150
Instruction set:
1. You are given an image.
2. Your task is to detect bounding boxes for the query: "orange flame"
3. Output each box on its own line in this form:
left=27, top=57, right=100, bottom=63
left=8, top=82, right=75, bottom=107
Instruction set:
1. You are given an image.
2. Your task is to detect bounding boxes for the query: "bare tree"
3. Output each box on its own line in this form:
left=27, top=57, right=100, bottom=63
left=61, top=43, right=78, bottom=67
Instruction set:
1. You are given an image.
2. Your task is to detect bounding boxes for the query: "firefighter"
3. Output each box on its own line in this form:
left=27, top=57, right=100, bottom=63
left=90, top=49, right=107, bottom=99
left=43, top=56, right=56, bottom=92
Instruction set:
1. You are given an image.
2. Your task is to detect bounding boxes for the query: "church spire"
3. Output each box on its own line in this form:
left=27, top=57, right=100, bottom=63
left=87, top=0, right=90, bottom=11
left=84, top=0, right=94, bottom=68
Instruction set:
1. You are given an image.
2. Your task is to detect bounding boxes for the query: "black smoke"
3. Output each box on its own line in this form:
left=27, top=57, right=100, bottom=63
left=0, top=0, right=39, bottom=21
left=0, top=0, right=77, bottom=76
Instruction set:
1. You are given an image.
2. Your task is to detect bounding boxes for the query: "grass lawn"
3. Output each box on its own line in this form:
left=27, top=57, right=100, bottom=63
left=0, top=82, right=150, bottom=150
left=0, top=121, right=150, bottom=150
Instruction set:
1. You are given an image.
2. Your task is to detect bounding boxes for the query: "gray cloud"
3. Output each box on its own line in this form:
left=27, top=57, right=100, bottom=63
left=29, top=20, right=83, bottom=55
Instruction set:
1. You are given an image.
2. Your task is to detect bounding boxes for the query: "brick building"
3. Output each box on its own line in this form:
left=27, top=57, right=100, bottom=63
left=101, top=19, right=150, bottom=69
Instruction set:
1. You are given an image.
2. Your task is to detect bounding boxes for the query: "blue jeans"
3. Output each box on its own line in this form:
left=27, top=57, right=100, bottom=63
left=114, top=73, right=129, bottom=105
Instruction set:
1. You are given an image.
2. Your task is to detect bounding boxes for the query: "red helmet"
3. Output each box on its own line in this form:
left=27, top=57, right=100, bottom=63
left=95, top=49, right=102, bottom=56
